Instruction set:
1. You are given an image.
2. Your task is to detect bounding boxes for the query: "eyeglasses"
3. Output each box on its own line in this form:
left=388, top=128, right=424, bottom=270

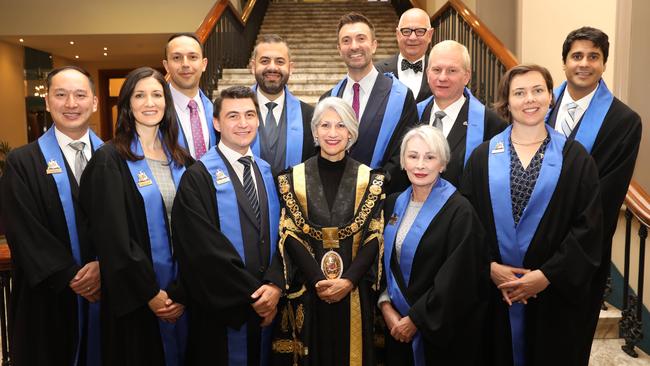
left=399, top=27, right=430, bottom=37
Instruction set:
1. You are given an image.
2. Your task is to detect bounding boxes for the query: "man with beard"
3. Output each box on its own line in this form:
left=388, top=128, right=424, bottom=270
left=163, top=32, right=217, bottom=159
left=250, top=34, right=315, bottom=175
left=545, top=27, right=642, bottom=364
left=322, top=12, right=418, bottom=192
left=376, top=8, right=433, bottom=103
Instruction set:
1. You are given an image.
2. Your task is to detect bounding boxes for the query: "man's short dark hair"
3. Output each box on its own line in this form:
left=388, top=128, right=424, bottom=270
left=251, top=34, right=292, bottom=60
left=337, top=12, right=376, bottom=40
left=165, top=32, right=204, bottom=59
left=213, top=86, right=259, bottom=118
left=562, top=26, right=609, bottom=63
left=46, top=66, right=96, bottom=94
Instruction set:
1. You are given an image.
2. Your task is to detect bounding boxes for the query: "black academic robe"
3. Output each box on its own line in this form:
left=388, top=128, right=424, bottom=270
left=419, top=98, right=507, bottom=188
left=257, top=98, right=316, bottom=175
left=321, top=72, right=419, bottom=193
left=171, top=148, right=284, bottom=366
left=79, top=143, right=187, bottom=366
left=382, top=191, right=489, bottom=365
left=547, top=93, right=642, bottom=360
left=375, top=54, right=432, bottom=103
left=0, top=141, right=96, bottom=365
left=460, top=139, right=603, bottom=366
left=272, top=156, right=384, bottom=366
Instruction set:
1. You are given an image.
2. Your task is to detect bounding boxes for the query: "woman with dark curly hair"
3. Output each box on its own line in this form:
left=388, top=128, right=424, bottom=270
left=80, top=66, right=192, bottom=366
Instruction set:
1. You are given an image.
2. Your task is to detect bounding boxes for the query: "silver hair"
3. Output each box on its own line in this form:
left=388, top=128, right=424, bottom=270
left=399, top=124, right=451, bottom=169
left=311, top=97, right=359, bottom=150
left=428, top=40, right=471, bottom=72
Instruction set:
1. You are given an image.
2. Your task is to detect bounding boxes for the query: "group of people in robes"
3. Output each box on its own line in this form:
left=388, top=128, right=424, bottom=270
left=0, top=8, right=642, bottom=366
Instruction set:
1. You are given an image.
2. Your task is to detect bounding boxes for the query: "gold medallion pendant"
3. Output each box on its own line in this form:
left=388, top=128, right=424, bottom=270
left=321, top=250, right=343, bottom=280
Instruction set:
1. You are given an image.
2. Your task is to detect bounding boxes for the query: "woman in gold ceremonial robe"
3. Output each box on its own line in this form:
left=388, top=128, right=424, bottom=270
left=271, top=97, right=385, bottom=366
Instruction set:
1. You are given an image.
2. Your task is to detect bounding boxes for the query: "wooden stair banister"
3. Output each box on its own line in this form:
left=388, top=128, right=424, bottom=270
left=429, top=0, right=518, bottom=69
left=626, top=180, right=650, bottom=228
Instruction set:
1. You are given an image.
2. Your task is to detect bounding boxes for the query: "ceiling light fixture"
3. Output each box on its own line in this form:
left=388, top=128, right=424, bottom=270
left=103, top=47, right=108, bottom=51
left=69, top=41, right=75, bottom=45
left=19, top=38, right=24, bottom=42
left=75, top=55, right=79, bottom=59
left=103, top=52, right=108, bottom=56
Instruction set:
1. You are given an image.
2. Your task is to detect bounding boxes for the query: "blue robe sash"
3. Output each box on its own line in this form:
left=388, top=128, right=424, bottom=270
left=250, top=85, right=304, bottom=168
left=383, top=179, right=456, bottom=366
left=125, top=137, right=187, bottom=366
left=487, top=125, right=565, bottom=366
left=551, top=79, right=612, bottom=153
left=200, top=148, right=280, bottom=366
left=331, top=74, right=407, bottom=168
left=37, top=126, right=103, bottom=366
left=416, top=88, right=485, bottom=166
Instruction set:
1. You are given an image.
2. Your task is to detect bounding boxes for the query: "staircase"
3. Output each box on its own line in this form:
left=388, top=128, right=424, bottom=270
left=216, top=0, right=400, bottom=104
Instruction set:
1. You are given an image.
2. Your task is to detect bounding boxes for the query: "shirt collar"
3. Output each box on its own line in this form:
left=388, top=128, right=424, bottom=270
left=53, top=125, right=91, bottom=149
left=257, top=88, right=285, bottom=113
left=561, top=83, right=599, bottom=112
left=218, top=141, right=254, bottom=165
left=170, top=83, right=202, bottom=111
left=346, top=66, right=379, bottom=95
left=433, top=94, right=466, bottom=122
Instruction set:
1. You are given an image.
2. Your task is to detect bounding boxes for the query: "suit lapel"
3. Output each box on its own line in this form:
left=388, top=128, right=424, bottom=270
left=420, top=99, right=434, bottom=124
left=415, top=54, right=430, bottom=102
left=360, top=73, right=391, bottom=130
left=447, top=99, right=469, bottom=152
left=547, top=92, right=563, bottom=128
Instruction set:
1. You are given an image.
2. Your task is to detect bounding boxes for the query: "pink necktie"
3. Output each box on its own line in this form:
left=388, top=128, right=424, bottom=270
left=187, top=99, right=207, bottom=159
left=352, top=82, right=360, bottom=120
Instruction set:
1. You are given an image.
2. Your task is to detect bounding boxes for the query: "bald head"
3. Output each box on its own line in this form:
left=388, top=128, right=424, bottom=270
left=396, top=8, right=433, bottom=62
left=428, top=40, right=471, bottom=71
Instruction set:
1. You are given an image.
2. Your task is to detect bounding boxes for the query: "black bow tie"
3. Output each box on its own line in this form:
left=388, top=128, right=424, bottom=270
left=401, top=59, right=423, bottom=73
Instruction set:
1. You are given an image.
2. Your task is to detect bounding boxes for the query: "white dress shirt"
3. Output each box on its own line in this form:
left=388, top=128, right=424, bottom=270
left=54, top=126, right=92, bottom=172
left=397, top=54, right=425, bottom=98
left=554, top=84, right=598, bottom=134
left=431, top=95, right=466, bottom=138
left=342, top=66, right=379, bottom=120
left=217, top=141, right=258, bottom=191
left=257, top=90, right=285, bottom=126
left=170, top=84, right=210, bottom=158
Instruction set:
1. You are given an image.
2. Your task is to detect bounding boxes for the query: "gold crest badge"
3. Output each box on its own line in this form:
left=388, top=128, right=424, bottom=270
left=215, top=169, right=230, bottom=185
left=137, top=171, right=152, bottom=187
left=45, top=159, right=62, bottom=174
left=491, top=141, right=505, bottom=154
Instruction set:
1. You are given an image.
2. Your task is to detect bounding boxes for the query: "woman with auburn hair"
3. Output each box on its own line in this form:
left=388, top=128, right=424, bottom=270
left=461, top=64, right=603, bottom=366
left=80, top=66, right=192, bottom=365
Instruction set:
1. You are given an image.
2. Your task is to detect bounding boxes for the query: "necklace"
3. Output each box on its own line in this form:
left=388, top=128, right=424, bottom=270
left=511, top=136, right=547, bottom=146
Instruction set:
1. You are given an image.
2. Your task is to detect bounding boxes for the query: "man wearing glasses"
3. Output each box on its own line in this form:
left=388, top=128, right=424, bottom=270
left=376, top=8, right=433, bottom=103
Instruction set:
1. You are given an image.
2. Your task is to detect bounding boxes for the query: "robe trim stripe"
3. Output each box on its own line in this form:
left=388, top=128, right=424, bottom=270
left=383, top=179, right=456, bottom=366
left=37, top=126, right=103, bottom=366
left=251, top=85, right=304, bottom=168
left=487, top=125, right=565, bottom=366
left=416, top=88, right=486, bottom=166
left=551, top=79, right=613, bottom=153
left=125, top=136, right=187, bottom=366
left=200, top=147, right=280, bottom=366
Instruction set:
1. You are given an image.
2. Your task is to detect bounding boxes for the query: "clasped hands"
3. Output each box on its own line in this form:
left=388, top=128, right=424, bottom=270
left=490, top=262, right=550, bottom=306
left=251, top=284, right=282, bottom=327
left=381, top=302, right=417, bottom=343
left=69, top=260, right=101, bottom=303
left=315, top=278, right=353, bottom=304
left=148, top=290, right=185, bottom=323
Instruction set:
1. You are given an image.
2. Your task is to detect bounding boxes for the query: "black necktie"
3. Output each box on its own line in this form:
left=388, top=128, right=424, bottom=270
left=401, top=59, right=423, bottom=73
left=238, top=156, right=261, bottom=225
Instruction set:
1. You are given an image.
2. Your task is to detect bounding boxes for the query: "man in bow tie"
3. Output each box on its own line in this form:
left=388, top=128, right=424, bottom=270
left=376, top=7, right=433, bottom=103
